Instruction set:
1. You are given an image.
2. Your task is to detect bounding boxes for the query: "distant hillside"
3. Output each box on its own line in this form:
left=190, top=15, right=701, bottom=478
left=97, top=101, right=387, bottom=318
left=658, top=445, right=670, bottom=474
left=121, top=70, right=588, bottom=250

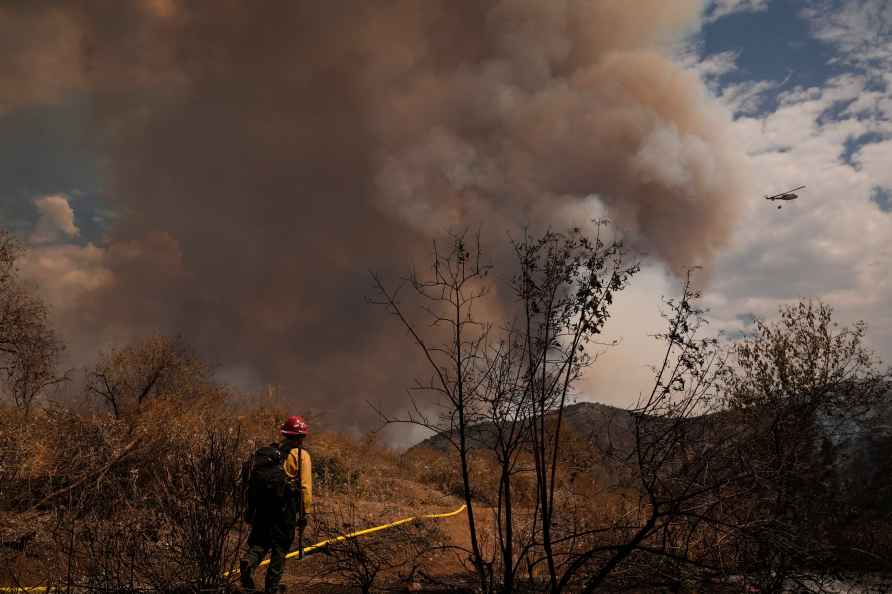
left=411, top=401, right=636, bottom=455
left=411, top=394, right=892, bottom=495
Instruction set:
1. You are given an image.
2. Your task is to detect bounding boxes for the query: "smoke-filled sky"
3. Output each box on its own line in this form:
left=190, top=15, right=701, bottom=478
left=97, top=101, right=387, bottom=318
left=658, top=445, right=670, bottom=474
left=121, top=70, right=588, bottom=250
left=1, top=0, right=890, bottom=437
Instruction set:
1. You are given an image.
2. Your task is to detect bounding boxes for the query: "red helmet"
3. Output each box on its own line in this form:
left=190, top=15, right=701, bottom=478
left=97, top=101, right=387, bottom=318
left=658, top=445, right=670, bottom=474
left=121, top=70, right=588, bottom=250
left=280, top=415, right=309, bottom=437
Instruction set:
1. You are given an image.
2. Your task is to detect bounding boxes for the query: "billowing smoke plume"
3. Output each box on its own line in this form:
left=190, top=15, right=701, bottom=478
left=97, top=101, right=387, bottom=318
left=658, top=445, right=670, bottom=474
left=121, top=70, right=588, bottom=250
left=2, top=1, right=745, bottom=426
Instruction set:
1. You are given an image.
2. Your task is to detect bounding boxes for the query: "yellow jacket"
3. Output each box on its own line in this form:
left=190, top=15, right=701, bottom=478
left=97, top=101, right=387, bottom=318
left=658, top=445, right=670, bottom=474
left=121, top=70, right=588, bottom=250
left=281, top=442, right=312, bottom=516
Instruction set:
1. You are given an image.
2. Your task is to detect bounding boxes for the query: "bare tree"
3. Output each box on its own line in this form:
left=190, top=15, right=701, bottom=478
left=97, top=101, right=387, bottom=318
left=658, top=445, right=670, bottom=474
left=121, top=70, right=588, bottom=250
left=370, top=230, right=494, bottom=591
left=371, top=225, right=639, bottom=593
left=510, top=226, right=638, bottom=592
left=514, top=270, right=739, bottom=594
left=373, top=227, right=892, bottom=593
left=0, top=230, right=66, bottom=414
left=86, top=335, right=214, bottom=423
left=476, top=322, right=536, bottom=593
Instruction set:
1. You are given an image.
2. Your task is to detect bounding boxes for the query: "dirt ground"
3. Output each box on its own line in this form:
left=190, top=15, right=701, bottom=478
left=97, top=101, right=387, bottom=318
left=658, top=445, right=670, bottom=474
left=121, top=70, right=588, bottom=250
left=257, top=500, right=477, bottom=593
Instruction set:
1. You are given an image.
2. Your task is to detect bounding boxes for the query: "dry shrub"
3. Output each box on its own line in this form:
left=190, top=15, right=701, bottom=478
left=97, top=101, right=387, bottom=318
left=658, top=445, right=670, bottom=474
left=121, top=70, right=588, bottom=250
left=308, top=431, right=403, bottom=501
left=61, top=508, right=159, bottom=593
left=0, top=402, right=136, bottom=512
left=0, top=389, right=252, bottom=591
left=0, top=405, right=33, bottom=506
left=143, top=426, right=246, bottom=592
left=1, top=347, right=468, bottom=591
left=85, top=335, right=213, bottom=423
left=316, top=501, right=447, bottom=594
left=403, top=446, right=532, bottom=507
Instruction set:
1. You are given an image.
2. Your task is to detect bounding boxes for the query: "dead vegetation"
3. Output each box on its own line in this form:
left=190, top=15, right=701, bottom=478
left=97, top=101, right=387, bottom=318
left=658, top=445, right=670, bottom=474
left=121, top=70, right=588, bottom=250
left=0, top=370, right=467, bottom=592
left=371, top=226, right=892, bottom=593
left=0, top=231, right=65, bottom=415
left=1, top=225, right=891, bottom=593
left=314, top=501, right=448, bottom=594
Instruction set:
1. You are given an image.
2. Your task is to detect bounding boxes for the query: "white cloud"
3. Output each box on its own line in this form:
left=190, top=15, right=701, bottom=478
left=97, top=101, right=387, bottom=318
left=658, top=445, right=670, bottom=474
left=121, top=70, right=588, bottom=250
left=701, top=71, right=892, bottom=362
left=677, top=49, right=741, bottom=94
left=804, top=0, right=892, bottom=125
left=857, top=140, right=892, bottom=205
left=719, top=79, right=780, bottom=115
left=30, top=194, right=80, bottom=244
left=594, top=6, right=892, bottom=404
left=634, top=28, right=892, bottom=369
left=804, top=0, right=892, bottom=73
left=804, top=0, right=892, bottom=158
left=676, top=44, right=784, bottom=118
left=694, top=50, right=740, bottom=80
left=705, top=0, right=771, bottom=23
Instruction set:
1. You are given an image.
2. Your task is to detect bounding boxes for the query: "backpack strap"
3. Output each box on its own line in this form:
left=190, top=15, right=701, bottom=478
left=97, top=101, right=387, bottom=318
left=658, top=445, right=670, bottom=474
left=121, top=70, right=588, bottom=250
left=296, top=446, right=304, bottom=517
left=278, top=441, right=302, bottom=494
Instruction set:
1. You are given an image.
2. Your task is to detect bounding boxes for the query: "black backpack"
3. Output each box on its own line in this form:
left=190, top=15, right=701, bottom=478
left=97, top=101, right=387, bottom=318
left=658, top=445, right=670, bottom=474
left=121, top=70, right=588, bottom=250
left=241, top=443, right=289, bottom=521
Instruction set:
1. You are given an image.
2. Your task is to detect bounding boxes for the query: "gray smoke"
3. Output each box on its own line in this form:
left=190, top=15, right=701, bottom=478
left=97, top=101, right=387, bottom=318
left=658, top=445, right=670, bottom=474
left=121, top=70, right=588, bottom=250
left=1, top=1, right=745, bottom=427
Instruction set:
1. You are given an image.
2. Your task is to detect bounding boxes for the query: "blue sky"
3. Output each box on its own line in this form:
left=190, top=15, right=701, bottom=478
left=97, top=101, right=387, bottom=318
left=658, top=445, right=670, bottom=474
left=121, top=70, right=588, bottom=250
left=692, top=1, right=891, bottom=213
left=703, top=1, right=840, bottom=94
left=585, top=0, right=892, bottom=401
left=696, top=0, right=892, bottom=360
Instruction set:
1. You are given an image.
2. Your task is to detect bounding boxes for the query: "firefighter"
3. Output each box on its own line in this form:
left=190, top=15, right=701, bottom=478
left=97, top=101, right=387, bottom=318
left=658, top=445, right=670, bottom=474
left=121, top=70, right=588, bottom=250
left=240, top=415, right=312, bottom=593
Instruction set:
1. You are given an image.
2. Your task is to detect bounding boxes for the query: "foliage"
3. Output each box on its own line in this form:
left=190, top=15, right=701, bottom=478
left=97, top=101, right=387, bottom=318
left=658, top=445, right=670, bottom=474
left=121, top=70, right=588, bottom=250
left=720, top=300, right=892, bottom=589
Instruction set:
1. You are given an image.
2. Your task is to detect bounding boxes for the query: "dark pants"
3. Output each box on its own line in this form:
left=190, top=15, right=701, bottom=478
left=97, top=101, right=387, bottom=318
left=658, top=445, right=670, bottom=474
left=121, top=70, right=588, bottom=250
left=241, top=511, right=296, bottom=592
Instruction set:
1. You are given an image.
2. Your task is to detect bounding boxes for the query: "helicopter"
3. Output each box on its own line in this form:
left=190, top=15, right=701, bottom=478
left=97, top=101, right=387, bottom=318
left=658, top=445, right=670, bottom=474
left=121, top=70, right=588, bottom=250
left=764, top=185, right=805, bottom=209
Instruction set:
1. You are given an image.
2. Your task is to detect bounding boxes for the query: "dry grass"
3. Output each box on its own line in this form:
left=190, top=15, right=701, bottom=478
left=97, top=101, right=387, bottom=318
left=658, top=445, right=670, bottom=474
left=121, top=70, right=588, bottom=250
left=0, top=392, right=476, bottom=592
left=5, top=390, right=889, bottom=592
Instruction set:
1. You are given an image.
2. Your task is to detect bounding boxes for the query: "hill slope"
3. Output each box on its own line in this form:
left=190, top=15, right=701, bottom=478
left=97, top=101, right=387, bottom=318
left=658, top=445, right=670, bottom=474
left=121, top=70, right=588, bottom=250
left=412, top=401, right=635, bottom=454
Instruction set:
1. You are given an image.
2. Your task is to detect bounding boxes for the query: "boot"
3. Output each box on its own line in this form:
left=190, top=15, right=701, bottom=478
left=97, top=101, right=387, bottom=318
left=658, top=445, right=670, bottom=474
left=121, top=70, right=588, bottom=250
left=263, top=579, right=286, bottom=594
left=239, top=559, right=256, bottom=592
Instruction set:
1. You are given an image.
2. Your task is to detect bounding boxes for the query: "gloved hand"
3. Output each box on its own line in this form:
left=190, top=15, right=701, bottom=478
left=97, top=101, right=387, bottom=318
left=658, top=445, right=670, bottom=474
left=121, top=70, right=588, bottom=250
left=297, top=515, right=308, bottom=529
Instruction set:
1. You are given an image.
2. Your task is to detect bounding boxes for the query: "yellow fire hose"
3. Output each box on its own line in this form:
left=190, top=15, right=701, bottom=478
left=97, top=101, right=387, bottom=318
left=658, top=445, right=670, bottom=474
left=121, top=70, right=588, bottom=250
left=1, top=504, right=467, bottom=593
left=234, top=502, right=467, bottom=574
